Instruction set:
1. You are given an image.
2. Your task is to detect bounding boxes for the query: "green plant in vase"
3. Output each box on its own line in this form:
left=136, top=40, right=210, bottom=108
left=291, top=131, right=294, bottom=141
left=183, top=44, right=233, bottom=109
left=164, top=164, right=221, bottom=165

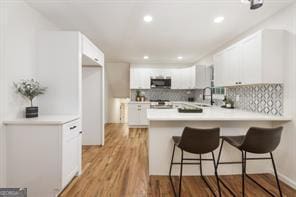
left=136, top=90, right=141, bottom=101
left=14, top=79, right=47, bottom=118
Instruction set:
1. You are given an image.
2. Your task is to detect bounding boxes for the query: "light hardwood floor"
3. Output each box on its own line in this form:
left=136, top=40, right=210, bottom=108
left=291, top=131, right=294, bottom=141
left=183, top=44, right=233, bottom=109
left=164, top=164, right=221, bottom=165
left=60, top=124, right=296, bottom=197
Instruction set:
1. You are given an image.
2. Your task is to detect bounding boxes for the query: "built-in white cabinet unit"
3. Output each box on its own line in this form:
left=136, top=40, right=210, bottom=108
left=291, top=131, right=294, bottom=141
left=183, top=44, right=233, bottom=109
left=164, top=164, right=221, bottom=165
left=130, top=67, right=151, bottom=89
left=195, top=65, right=212, bottom=89
left=214, top=29, right=287, bottom=87
left=128, top=103, right=150, bottom=127
left=82, top=35, right=104, bottom=66
left=130, top=66, right=196, bottom=90
left=172, top=66, right=195, bottom=89
left=37, top=31, right=105, bottom=146
left=4, top=117, right=81, bottom=197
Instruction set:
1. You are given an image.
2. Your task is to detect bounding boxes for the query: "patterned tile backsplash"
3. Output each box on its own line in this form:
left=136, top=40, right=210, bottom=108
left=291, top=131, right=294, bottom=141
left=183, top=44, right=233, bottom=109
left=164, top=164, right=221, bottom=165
left=131, top=84, right=284, bottom=116
left=130, top=89, right=199, bottom=101
left=225, top=84, right=283, bottom=116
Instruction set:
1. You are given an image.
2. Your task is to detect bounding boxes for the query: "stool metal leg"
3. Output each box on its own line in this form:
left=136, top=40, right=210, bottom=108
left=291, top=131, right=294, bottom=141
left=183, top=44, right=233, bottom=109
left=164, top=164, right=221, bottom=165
left=169, top=144, right=177, bottom=196
left=179, top=150, right=184, bottom=197
left=270, top=152, right=283, bottom=197
left=212, top=152, right=221, bottom=197
left=241, top=151, right=246, bottom=197
left=216, top=139, right=236, bottom=197
left=200, top=154, right=217, bottom=196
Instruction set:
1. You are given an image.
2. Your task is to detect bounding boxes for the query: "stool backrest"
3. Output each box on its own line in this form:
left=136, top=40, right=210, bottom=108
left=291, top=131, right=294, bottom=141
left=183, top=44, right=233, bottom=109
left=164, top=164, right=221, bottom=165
left=241, top=127, right=283, bottom=154
left=178, top=127, right=220, bottom=154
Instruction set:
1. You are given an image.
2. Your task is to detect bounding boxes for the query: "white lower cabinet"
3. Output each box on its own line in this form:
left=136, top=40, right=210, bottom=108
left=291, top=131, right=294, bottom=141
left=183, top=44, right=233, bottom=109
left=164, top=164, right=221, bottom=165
left=4, top=117, right=82, bottom=197
left=128, top=103, right=150, bottom=127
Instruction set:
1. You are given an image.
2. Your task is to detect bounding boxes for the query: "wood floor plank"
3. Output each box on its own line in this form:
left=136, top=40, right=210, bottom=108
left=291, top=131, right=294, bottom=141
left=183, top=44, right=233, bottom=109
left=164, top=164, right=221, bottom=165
left=60, top=124, right=296, bottom=197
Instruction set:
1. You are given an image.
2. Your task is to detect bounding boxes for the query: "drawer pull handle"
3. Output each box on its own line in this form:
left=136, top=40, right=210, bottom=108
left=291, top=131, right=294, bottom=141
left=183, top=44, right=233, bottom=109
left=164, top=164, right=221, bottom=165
left=79, top=131, right=83, bottom=134
left=94, top=58, right=99, bottom=61
left=70, top=126, right=77, bottom=130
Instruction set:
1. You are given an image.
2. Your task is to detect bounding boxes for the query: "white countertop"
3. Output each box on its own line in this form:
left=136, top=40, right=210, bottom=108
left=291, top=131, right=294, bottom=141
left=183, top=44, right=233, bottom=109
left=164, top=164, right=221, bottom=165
left=147, top=107, right=291, bottom=122
left=129, top=101, right=151, bottom=104
left=3, top=115, right=80, bottom=125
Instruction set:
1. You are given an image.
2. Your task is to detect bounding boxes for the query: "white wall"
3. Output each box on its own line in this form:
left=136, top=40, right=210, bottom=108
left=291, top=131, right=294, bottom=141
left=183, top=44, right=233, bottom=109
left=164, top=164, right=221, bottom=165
left=0, top=1, right=58, bottom=186
left=197, top=4, right=296, bottom=188
left=82, top=67, right=103, bottom=145
left=105, top=62, right=130, bottom=98
left=108, top=98, right=122, bottom=123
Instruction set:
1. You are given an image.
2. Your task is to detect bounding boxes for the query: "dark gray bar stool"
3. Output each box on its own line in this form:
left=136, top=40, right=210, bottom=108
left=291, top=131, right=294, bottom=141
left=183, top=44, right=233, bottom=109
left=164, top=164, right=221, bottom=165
left=216, top=127, right=283, bottom=197
left=169, top=127, right=221, bottom=197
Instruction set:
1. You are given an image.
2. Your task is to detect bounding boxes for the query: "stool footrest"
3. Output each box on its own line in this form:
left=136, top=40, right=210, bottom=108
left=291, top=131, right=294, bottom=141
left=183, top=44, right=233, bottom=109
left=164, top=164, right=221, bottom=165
left=172, top=162, right=201, bottom=165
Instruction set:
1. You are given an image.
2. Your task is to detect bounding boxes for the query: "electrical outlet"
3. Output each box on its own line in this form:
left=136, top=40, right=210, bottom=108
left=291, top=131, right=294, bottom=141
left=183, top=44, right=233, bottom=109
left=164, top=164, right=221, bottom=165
left=236, top=95, right=240, bottom=102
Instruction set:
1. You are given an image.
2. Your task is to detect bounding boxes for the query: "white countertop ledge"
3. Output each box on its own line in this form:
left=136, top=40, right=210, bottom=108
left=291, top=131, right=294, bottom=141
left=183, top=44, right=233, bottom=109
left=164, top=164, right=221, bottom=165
left=147, top=108, right=291, bottom=122
left=3, top=115, right=80, bottom=125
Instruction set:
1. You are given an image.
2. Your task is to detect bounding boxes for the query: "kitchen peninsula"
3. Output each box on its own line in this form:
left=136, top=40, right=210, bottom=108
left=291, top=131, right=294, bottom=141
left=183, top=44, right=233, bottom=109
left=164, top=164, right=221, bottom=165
left=147, top=106, right=291, bottom=176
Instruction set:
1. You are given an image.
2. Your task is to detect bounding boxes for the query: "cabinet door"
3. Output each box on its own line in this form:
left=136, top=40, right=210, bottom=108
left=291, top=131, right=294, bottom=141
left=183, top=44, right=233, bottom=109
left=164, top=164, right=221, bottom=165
left=130, top=68, right=151, bottom=89
left=182, top=67, right=194, bottom=89
left=189, top=66, right=196, bottom=89
left=62, top=120, right=80, bottom=188
left=139, top=68, right=151, bottom=89
left=171, top=69, right=181, bottom=89
left=204, top=66, right=212, bottom=88
left=224, top=45, right=242, bottom=86
left=139, top=104, right=150, bottom=125
left=128, top=104, right=140, bottom=125
left=214, top=52, right=225, bottom=87
left=82, top=35, right=104, bottom=66
left=241, top=33, right=262, bottom=84
left=130, top=68, right=138, bottom=89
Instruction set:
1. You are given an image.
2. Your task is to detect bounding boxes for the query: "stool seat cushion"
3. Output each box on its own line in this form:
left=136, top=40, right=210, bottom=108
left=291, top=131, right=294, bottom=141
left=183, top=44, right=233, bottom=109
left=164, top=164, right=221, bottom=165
left=172, top=136, right=181, bottom=145
left=222, top=135, right=245, bottom=148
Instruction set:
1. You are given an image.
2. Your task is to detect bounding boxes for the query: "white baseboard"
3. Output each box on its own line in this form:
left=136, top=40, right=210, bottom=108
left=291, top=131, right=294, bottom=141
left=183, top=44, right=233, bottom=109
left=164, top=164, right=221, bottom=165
left=268, top=170, right=296, bottom=189
left=128, top=125, right=148, bottom=128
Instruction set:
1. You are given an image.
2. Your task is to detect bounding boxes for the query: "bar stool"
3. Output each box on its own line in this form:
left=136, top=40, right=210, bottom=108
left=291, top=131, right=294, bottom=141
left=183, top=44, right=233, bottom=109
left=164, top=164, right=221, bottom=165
left=169, top=127, right=221, bottom=197
left=216, top=127, right=283, bottom=197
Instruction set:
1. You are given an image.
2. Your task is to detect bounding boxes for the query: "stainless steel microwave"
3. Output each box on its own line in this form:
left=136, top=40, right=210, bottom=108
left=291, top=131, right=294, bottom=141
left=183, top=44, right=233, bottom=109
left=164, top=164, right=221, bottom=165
left=150, top=78, right=171, bottom=89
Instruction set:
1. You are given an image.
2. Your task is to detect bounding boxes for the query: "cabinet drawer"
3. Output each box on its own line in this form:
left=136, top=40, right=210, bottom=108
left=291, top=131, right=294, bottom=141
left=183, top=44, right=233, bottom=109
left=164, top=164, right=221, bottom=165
left=63, top=119, right=81, bottom=140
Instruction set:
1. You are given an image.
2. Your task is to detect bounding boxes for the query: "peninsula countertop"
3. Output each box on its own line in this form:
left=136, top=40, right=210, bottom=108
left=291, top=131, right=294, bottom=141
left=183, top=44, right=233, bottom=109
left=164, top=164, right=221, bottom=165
left=147, top=107, right=291, bottom=122
left=3, top=115, right=80, bottom=125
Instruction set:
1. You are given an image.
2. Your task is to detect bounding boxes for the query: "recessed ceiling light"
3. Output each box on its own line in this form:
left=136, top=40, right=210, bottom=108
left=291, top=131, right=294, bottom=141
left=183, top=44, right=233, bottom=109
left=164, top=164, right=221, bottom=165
left=214, top=16, right=225, bottom=24
left=178, top=56, right=183, bottom=60
left=241, top=0, right=250, bottom=4
left=144, top=56, right=149, bottom=59
left=143, top=15, right=153, bottom=23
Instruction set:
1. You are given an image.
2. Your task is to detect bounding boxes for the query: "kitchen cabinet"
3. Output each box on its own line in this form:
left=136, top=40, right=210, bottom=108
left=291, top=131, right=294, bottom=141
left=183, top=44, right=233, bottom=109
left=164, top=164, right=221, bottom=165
left=130, top=67, right=151, bottom=89
left=130, top=65, right=198, bottom=90
left=171, top=66, right=195, bottom=89
left=37, top=31, right=105, bottom=146
left=130, top=66, right=195, bottom=90
left=214, top=29, right=286, bottom=87
left=82, top=35, right=104, bottom=66
left=128, top=103, right=150, bottom=127
left=195, top=65, right=212, bottom=89
left=4, top=117, right=81, bottom=197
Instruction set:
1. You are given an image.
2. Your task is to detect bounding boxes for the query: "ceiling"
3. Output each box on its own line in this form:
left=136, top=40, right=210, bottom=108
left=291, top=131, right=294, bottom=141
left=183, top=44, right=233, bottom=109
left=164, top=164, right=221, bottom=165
left=27, top=0, right=295, bottom=64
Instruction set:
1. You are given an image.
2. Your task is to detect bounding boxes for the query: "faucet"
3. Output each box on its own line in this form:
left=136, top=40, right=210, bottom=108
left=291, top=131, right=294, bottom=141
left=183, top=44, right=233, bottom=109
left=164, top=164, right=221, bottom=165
left=202, top=87, right=214, bottom=106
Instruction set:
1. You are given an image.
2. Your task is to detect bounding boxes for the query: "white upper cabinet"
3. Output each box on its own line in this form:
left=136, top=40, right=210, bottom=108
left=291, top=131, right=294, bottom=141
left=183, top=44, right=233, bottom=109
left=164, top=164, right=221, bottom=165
left=130, top=67, right=151, bottom=89
left=130, top=66, right=196, bottom=90
left=214, top=30, right=287, bottom=87
left=195, top=65, right=212, bottom=89
left=82, top=35, right=104, bottom=66
left=172, top=66, right=195, bottom=89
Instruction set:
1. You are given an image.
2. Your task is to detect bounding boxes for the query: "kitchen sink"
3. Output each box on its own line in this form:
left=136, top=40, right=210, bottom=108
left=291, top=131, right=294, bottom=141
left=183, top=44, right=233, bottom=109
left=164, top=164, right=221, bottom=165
left=178, top=107, right=203, bottom=113
left=196, top=104, right=211, bottom=107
